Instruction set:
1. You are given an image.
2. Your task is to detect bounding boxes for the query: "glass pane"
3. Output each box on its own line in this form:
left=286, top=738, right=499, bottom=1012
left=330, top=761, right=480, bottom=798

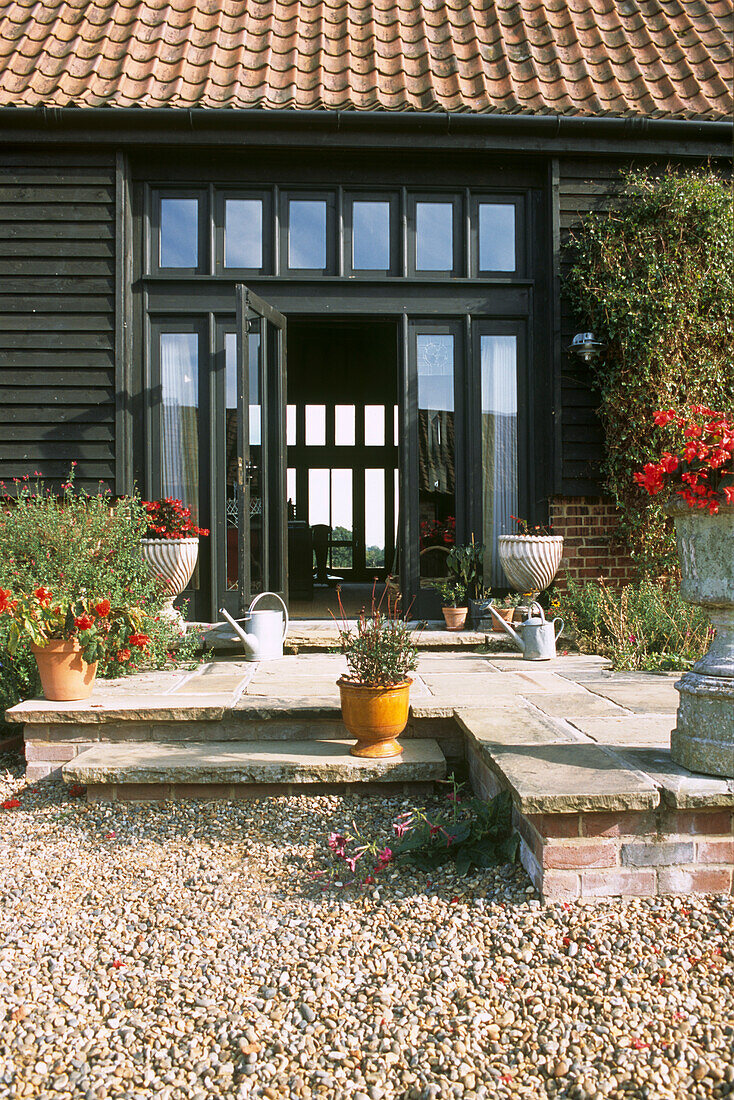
left=308, top=468, right=330, bottom=526
left=479, top=204, right=516, bottom=272
left=287, top=404, right=297, bottom=446
left=335, top=404, right=355, bottom=446
left=160, top=198, right=198, bottom=268
left=289, top=200, right=327, bottom=269
left=394, top=404, right=399, bottom=445
left=364, top=405, right=385, bottom=446
left=352, top=200, right=390, bottom=270
left=287, top=468, right=297, bottom=510
left=225, top=329, right=263, bottom=593
left=416, top=334, right=455, bottom=586
left=330, top=469, right=353, bottom=569
left=416, top=202, right=453, bottom=271
left=305, top=404, right=326, bottom=446
left=365, top=469, right=385, bottom=568
left=225, top=199, right=263, bottom=268
left=160, top=332, right=199, bottom=583
left=481, top=335, right=518, bottom=587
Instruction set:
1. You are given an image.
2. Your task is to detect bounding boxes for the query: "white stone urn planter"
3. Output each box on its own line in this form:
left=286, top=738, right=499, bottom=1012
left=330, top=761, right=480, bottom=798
left=667, top=501, right=734, bottom=779
left=498, top=535, right=564, bottom=596
left=140, top=537, right=199, bottom=625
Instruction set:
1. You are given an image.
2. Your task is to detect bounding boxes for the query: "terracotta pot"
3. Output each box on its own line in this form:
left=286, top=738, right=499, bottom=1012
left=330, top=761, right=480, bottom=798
left=498, top=535, right=564, bottom=595
left=140, top=537, right=199, bottom=624
left=494, top=607, right=515, bottom=624
left=337, top=677, right=412, bottom=758
left=31, top=640, right=97, bottom=701
left=442, top=606, right=468, bottom=631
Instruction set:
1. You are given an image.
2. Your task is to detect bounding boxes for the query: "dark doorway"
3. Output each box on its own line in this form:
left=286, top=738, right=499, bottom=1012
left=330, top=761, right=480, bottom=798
left=285, top=319, right=400, bottom=619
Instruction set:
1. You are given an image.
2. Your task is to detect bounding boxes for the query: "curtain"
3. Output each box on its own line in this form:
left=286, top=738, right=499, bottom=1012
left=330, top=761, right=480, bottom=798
left=160, top=333, right=199, bottom=520
left=481, top=335, right=518, bottom=587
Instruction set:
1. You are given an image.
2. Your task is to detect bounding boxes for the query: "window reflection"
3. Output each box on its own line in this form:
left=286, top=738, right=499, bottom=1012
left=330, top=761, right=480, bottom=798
left=416, top=202, right=453, bottom=271
left=160, top=198, right=198, bottom=268
left=225, top=199, right=263, bottom=268
left=481, top=335, right=518, bottom=586
left=225, top=330, right=263, bottom=593
left=335, top=404, right=355, bottom=446
left=305, top=404, right=326, bottom=446
left=416, top=334, right=455, bottom=585
left=352, top=201, right=390, bottom=270
left=364, top=405, right=385, bottom=446
left=479, top=204, right=516, bottom=271
left=289, top=200, right=327, bottom=269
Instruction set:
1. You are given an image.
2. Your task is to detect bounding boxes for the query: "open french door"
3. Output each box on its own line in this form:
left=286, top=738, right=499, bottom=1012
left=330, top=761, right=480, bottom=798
left=234, top=285, right=288, bottom=613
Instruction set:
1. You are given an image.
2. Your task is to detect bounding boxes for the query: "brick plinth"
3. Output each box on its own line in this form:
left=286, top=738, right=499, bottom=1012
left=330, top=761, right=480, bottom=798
left=549, top=496, right=636, bottom=588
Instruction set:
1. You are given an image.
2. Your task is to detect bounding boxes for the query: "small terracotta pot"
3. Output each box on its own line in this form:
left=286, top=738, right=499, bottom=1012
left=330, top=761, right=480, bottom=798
left=338, top=677, right=412, bottom=758
left=442, top=606, right=468, bottom=631
left=494, top=607, right=515, bottom=624
left=31, top=640, right=98, bottom=701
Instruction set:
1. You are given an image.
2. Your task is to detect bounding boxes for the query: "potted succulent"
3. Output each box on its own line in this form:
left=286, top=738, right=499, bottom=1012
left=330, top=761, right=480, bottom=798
left=635, top=405, right=734, bottom=778
left=434, top=580, right=468, bottom=631
left=0, top=586, right=150, bottom=701
left=140, top=499, right=210, bottom=625
left=498, top=516, right=564, bottom=598
left=335, top=589, right=419, bottom=758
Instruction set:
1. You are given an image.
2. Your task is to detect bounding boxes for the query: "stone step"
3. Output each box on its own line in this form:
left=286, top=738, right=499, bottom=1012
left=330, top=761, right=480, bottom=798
left=62, top=738, right=447, bottom=801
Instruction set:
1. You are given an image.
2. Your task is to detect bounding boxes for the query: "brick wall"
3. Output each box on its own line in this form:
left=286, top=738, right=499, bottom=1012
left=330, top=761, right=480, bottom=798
left=549, top=496, right=636, bottom=588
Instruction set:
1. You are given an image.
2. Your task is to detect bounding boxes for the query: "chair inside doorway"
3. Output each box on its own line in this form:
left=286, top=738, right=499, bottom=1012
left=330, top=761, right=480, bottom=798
left=286, top=319, right=399, bottom=620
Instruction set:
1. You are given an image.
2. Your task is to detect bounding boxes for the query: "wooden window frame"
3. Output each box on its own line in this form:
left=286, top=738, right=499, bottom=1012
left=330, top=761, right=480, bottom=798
left=215, top=190, right=273, bottom=276
left=343, top=192, right=400, bottom=277
left=149, top=188, right=209, bottom=276
left=407, top=193, right=464, bottom=278
left=280, top=190, right=337, bottom=276
left=470, top=194, right=526, bottom=278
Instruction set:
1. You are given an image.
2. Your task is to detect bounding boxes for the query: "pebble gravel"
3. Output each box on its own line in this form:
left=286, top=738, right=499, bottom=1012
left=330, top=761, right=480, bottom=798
left=1, top=750, right=732, bottom=1100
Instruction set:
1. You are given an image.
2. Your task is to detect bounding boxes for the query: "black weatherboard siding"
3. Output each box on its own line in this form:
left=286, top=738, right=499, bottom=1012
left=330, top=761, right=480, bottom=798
left=0, top=153, right=118, bottom=493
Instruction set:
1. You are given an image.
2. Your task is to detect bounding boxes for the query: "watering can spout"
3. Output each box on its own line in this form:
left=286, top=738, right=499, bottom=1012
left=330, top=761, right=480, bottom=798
left=220, top=607, right=260, bottom=659
left=488, top=604, right=524, bottom=653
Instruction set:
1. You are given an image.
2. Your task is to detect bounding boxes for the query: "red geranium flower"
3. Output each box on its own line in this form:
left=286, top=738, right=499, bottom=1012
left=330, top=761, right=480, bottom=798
left=0, top=588, right=16, bottom=614
left=116, top=648, right=131, bottom=663
left=94, top=599, right=111, bottom=617
left=2, top=798, right=21, bottom=810
left=34, top=586, right=52, bottom=605
left=74, top=614, right=95, bottom=631
left=128, top=634, right=150, bottom=648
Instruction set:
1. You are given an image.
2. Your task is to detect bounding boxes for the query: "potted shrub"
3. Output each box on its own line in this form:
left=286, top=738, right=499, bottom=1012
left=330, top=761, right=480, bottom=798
left=140, top=499, right=210, bottom=625
left=498, top=516, right=564, bottom=597
left=447, top=539, right=490, bottom=627
left=0, top=586, right=150, bottom=701
left=434, top=580, right=468, bottom=631
left=635, top=405, right=733, bottom=778
left=335, top=590, right=418, bottom=758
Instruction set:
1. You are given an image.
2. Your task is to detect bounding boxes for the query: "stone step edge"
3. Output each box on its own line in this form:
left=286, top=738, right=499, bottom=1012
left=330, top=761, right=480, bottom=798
left=62, top=738, right=447, bottom=787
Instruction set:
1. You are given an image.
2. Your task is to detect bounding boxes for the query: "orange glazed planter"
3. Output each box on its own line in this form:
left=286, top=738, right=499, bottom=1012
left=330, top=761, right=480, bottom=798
left=31, top=640, right=98, bottom=701
left=337, top=677, right=412, bottom=759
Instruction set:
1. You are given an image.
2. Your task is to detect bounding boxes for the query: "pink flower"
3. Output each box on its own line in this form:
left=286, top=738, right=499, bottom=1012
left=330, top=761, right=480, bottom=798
left=328, top=833, right=347, bottom=853
left=376, top=846, right=392, bottom=866
left=345, top=853, right=362, bottom=873
left=393, top=820, right=410, bottom=838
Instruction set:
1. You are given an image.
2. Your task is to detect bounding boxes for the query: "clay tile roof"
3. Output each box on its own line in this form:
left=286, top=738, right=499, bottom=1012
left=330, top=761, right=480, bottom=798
left=0, top=0, right=730, bottom=118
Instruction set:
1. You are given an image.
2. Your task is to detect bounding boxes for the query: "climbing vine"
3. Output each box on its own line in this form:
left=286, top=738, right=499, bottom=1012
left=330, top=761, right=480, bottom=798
left=564, top=168, right=733, bottom=575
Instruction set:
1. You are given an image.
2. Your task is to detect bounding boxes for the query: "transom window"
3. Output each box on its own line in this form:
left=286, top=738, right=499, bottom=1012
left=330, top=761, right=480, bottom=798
left=151, top=188, right=526, bottom=278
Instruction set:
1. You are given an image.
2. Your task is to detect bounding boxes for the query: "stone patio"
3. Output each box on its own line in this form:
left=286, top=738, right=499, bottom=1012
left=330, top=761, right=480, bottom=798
left=6, top=649, right=734, bottom=901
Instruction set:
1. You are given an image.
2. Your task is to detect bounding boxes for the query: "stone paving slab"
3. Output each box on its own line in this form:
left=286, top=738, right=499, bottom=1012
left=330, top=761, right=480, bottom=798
left=421, top=671, right=591, bottom=697
left=63, top=738, right=447, bottom=786
left=454, top=705, right=580, bottom=748
left=524, top=693, right=630, bottom=719
left=486, top=655, right=611, bottom=674
left=569, top=715, right=674, bottom=748
left=613, top=746, right=734, bottom=809
left=581, top=679, right=681, bottom=714
left=7, top=695, right=231, bottom=725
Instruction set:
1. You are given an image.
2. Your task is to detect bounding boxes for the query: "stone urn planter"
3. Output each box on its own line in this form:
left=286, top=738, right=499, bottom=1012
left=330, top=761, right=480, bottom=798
left=31, top=640, right=98, bottom=701
left=667, top=501, right=734, bottom=779
left=337, top=678, right=412, bottom=758
left=140, top=537, right=199, bottom=625
left=498, top=535, right=564, bottom=596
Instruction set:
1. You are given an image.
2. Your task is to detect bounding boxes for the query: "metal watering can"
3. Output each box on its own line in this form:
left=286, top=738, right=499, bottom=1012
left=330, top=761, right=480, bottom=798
left=219, top=592, right=289, bottom=661
left=489, top=601, right=564, bottom=661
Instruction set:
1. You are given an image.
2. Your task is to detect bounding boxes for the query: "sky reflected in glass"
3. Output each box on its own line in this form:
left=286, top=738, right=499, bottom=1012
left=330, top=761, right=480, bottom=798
left=225, top=199, right=263, bottom=268
left=289, top=200, right=327, bottom=269
left=416, top=202, right=453, bottom=271
left=160, top=198, right=198, bottom=268
left=352, top=201, right=390, bottom=270
left=479, top=204, right=516, bottom=271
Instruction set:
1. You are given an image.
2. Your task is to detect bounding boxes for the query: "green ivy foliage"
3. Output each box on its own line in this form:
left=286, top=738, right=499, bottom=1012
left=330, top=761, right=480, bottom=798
left=564, top=168, right=733, bottom=575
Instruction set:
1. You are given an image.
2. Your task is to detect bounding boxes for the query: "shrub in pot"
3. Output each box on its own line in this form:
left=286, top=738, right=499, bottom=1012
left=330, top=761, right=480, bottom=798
left=0, top=587, right=151, bottom=701
left=140, top=499, right=210, bottom=625
left=635, top=405, right=734, bottom=778
left=434, top=580, right=468, bottom=632
left=335, top=590, right=418, bottom=758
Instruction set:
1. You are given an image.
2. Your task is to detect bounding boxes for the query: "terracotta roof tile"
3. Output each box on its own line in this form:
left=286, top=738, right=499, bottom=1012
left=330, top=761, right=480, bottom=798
left=0, top=0, right=729, bottom=116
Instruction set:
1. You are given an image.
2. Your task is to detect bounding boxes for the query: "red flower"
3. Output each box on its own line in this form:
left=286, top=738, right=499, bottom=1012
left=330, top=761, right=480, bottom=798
left=0, top=588, right=15, bottom=614
left=67, top=783, right=86, bottom=798
left=116, top=648, right=131, bottom=663
left=723, top=487, right=734, bottom=504
left=34, top=586, right=52, bottom=605
left=74, top=614, right=95, bottom=631
left=94, top=599, right=111, bottom=617
left=128, top=634, right=150, bottom=648
left=2, top=798, right=21, bottom=810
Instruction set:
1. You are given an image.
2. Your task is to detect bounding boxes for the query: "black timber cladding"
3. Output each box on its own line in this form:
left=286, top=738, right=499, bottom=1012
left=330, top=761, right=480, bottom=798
left=0, top=153, right=117, bottom=491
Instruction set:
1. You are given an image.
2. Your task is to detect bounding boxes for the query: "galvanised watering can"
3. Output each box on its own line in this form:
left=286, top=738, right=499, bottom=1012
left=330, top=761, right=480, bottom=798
left=489, top=601, right=564, bottom=661
left=219, top=592, right=289, bottom=661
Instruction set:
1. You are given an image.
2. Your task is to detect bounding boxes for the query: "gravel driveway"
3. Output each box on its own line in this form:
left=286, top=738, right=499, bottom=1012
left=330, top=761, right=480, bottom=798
left=1, top=752, right=732, bottom=1100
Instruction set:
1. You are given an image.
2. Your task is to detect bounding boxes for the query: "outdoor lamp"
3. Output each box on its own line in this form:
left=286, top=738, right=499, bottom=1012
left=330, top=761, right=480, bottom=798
left=569, top=331, right=604, bottom=364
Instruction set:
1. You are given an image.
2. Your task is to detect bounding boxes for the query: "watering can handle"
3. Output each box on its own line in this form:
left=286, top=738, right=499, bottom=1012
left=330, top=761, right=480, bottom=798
left=248, top=591, right=289, bottom=643
left=553, top=617, right=564, bottom=640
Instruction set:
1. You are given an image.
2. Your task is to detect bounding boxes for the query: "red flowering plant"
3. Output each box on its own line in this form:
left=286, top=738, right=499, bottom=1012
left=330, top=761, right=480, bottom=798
left=142, top=499, right=209, bottom=539
left=419, top=515, right=456, bottom=550
left=634, top=406, right=734, bottom=515
left=0, top=586, right=150, bottom=667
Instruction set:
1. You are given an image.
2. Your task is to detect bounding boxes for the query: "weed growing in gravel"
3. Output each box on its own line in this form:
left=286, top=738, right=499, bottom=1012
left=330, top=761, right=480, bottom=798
left=320, top=777, right=519, bottom=886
